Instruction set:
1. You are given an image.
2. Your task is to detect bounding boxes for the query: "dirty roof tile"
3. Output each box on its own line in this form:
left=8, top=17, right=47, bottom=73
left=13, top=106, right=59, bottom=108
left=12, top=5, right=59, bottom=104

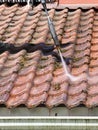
left=26, top=93, right=48, bottom=108
left=30, top=82, right=50, bottom=96
left=46, top=93, right=67, bottom=108
left=67, top=93, right=86, bottom=108
left=85, top=95, right=98, bottom=108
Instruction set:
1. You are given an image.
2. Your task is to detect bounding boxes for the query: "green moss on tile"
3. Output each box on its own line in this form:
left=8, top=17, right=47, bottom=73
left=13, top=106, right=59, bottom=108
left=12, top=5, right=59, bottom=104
left=53, top=84, right=60, bottom=90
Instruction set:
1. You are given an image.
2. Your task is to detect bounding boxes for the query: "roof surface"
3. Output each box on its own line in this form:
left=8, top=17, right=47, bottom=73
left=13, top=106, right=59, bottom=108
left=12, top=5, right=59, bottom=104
left=59, top=0, right=98, bottom=4
left=0, top=4, right=98, bottom=109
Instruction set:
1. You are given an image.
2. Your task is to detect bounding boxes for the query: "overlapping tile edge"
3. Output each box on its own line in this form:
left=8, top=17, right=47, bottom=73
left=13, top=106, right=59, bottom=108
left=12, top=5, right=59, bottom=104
left=0, top=4, right=98, bottom=108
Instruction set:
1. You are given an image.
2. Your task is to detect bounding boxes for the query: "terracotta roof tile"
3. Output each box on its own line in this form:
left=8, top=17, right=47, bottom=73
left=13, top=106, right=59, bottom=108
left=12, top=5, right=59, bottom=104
left=10, top=82, right=31, bottom=96
left=89, top=67, right=98, bottom=76
left=85, top=95, right=98, bottom=108
left=67, top=93, right=86, bottom=108
left=26, top=93, right=48, bottom=108
left=0, top=93, right=10, bottom=104
left=71, top=65, right=88, bottom=75
left=49, top=82, right=68, bottom=96
left=72, top=56, right=89, bottom=67
left=46, top=93, right=67, bottom=108
left=30, top=82, right=50, bottom=96
left=14, top=73, right=34, bottom=85
left=0, top=82, right=13, bottom=95
left=88, top=76, right=98, bottom=85
left=87, top=85, right=98, bottom=96
left=68, top=82, right=87, bottom=96
left=6, top=93, right=29, bottom=108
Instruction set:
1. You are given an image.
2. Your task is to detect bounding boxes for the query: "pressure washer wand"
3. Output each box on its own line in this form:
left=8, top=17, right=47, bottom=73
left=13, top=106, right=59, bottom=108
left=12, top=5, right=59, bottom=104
left=41, top=0, right=60, bottom=50
left=41, top=0, right=84, bottom=82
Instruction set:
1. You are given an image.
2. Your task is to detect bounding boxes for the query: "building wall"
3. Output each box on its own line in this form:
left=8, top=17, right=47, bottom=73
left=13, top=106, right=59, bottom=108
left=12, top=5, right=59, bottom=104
left=0, top=107, right=98, bottom=116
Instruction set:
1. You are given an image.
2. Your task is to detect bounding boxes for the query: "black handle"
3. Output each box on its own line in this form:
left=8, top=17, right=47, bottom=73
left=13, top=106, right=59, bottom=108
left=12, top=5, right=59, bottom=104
left=47, top=18, right=60, bottom=47
left=41, top=0, right=60, bottom=47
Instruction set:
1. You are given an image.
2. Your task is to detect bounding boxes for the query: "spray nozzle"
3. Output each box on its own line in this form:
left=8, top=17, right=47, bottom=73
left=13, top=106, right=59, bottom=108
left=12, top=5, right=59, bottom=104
left=41, top=0, right=46, bottom=4
left=41, top=0, right=47, bottom=9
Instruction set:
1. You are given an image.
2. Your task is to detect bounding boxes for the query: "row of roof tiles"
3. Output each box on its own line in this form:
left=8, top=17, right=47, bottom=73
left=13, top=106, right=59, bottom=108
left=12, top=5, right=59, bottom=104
left=0, top=50, right=92, bottom=108
left=0, top=48, right=97, bottom=109
left=0, top=50, right=67, bottom=108
left=0, top=4, right=96, bottom=46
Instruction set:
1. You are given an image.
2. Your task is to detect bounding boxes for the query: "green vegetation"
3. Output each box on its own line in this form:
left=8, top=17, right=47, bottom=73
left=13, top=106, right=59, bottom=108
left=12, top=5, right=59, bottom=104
left=53, top=84, right=60, bottom=90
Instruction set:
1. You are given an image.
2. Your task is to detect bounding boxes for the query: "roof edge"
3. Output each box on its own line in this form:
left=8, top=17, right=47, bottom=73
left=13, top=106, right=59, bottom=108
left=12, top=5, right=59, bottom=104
left=41, top=3, right=98, bottom=9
